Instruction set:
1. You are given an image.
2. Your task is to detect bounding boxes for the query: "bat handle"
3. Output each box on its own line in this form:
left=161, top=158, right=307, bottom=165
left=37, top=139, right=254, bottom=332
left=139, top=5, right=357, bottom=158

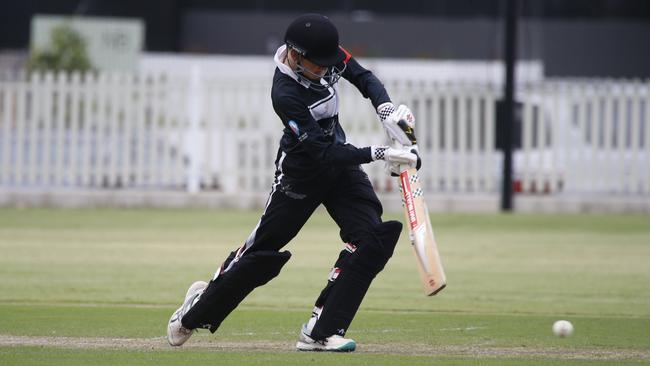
left=390, top=140, right=411, bottom=174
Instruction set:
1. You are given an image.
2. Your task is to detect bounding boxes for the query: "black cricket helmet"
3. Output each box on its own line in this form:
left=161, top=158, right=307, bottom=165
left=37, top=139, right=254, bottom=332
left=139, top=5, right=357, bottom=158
left=284, top=14, right=348, bottom=89
left=284, top=13, right=346, bottom=67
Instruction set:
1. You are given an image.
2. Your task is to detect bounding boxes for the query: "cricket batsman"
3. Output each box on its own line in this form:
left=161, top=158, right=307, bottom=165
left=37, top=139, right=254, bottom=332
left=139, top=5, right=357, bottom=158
left=167, top=13, right=420, bottom=352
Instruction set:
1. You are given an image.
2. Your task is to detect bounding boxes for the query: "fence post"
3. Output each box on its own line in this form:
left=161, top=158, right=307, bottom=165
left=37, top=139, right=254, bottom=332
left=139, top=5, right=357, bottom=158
left=27, top=72, right=41, bottom=187
left=14, top=71, right=26, bottom=186
left=186, top=65, right=202, bottom=194
left=81, top=71, right=95, bottom=188
left=0, top=71, right=12, bottom=186
left=53, top=71, right=67, bottom=187
left=68, top=71, right=81, bottom=187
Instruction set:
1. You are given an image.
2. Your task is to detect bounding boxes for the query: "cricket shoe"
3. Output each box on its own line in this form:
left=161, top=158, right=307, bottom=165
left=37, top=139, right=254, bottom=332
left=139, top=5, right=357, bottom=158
left=167, top=280, right=208, bottom=346
left=296, top=324, right=356, bottom=352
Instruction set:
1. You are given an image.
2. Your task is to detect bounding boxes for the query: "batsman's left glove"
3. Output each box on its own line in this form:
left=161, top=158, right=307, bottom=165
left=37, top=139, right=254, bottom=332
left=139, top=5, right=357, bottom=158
left=377, top=102, right=417, bottom=146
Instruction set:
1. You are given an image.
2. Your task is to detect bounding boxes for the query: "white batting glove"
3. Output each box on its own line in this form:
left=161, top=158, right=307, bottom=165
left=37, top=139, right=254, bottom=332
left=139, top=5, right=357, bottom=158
left=385, top=161, right=401, bottom=177
left=371, top=146, right=418, bottom=167
left=384, top=146, right=421, bottom=176
left=377, top=102, right=417, bottom=146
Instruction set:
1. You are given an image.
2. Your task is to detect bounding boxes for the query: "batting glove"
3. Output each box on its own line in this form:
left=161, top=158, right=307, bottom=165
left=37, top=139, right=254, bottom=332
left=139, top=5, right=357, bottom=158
left=385, top=147, right=422, bottom=176
left=371, top=146, right=418, bottom=168
left=377, top=102, right=417, bottom=146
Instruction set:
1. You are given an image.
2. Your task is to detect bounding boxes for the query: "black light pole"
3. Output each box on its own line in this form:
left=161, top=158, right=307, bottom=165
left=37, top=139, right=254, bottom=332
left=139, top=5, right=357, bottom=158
left=501, top=0, right=518, bottom=211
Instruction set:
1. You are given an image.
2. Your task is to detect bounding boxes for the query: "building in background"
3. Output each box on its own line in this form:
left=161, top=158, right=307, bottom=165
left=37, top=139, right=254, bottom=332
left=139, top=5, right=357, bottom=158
left=1, top=0, right=649, bottom=77
left=30, top=15, right=143, bottom=72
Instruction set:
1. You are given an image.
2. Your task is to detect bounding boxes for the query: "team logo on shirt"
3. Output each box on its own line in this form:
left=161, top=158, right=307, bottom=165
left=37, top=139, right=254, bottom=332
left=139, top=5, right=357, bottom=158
left=288, top=120, right=300, bottom=135
left=289, top=120, right=308, bottom=142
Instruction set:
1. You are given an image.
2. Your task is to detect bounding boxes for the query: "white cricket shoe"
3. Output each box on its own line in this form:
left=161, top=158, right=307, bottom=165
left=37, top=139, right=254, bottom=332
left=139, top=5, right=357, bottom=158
left=296, top=324, right=356, bottom=352
left=167, top=280, right=208, bottom=346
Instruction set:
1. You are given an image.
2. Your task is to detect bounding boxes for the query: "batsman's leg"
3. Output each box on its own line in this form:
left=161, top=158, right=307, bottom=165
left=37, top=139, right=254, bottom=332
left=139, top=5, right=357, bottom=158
left=173, top=176, right=320, bottom=340
left=296, top=243, right=358, bottom=352
left=297, top=166, right=402, bottom=351
left=299, top=221, right=402, bottom=342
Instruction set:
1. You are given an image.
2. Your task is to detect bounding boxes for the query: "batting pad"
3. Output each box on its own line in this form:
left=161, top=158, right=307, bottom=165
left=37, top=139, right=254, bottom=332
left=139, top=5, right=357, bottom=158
left=310, top=221, right=402, bottom=340
left=181, top=250, right=291, bottom=332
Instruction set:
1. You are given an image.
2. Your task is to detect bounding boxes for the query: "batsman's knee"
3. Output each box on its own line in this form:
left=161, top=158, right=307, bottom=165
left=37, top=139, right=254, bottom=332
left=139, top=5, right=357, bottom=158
left=349, top=220, right=402, bottom=273
left=373, top=220, right=402, bottom=256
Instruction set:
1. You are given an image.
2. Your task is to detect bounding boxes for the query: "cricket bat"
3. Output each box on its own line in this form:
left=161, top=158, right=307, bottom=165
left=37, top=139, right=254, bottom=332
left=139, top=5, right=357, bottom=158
left=398, top=166, right=447, bottom=296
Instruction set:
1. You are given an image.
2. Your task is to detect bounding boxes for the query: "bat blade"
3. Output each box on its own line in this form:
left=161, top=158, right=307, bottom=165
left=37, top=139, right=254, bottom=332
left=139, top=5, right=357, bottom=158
left=399, top=168, right=446, bottom=296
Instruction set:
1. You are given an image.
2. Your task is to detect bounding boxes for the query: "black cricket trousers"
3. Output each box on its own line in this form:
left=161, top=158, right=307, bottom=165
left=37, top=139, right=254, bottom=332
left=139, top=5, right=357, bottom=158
left=217, top=164, right=383, bottom=276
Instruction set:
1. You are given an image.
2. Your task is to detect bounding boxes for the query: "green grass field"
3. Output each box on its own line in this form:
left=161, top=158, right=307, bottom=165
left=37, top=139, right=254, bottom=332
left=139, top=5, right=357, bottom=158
left=0, top=208, right=649, bottom=365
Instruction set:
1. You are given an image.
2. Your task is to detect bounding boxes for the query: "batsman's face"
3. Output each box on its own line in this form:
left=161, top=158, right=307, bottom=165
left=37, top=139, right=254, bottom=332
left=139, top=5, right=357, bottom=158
left=300, top=57, right=327, bottom=80
left=288, top=49, right=327, bottom=81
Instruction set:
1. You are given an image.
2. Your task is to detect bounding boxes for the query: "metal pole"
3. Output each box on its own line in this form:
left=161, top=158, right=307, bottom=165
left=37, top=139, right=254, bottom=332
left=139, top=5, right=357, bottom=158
left=501, top=0, right=518, bottom=211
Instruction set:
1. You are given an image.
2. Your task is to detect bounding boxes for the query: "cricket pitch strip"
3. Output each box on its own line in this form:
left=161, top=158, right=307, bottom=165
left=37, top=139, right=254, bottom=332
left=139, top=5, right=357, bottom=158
left=1, top=334, right=648, bottom=361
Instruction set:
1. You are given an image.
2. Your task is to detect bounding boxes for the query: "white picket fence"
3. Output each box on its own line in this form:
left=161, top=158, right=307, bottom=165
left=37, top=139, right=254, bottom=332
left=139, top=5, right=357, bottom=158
left=0, top=69, right=649, bottom=205
left=519, top=80, right=650, bottom=196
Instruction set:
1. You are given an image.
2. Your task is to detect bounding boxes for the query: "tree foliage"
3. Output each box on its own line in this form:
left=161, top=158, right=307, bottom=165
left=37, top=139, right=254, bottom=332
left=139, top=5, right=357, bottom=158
left=29, top=23, right=94, bottom=73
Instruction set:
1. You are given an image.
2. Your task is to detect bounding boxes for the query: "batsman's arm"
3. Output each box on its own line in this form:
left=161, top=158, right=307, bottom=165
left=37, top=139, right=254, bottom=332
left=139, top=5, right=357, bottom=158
left=341, top=54, right=391, bottom=109
left=272, top=94, right=372, bottom=165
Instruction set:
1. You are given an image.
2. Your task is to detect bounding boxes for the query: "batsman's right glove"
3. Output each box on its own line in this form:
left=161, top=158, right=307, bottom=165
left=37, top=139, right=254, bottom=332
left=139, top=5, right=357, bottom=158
left=385, top=147, right=422, bottom=176
left=371, top=145, right=419, bottom=170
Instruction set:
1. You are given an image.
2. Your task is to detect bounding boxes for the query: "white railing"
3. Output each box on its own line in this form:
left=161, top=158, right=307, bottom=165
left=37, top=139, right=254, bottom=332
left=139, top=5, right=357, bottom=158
left=0, top=70, right=189, bottom=190
left=518, top=80, right=650, bottom=195
left=0, top=69, right=649, bottom=199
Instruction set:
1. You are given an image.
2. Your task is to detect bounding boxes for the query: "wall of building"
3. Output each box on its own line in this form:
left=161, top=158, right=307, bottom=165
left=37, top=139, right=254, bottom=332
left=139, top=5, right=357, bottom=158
left=181, top=11, right=650, bottom=78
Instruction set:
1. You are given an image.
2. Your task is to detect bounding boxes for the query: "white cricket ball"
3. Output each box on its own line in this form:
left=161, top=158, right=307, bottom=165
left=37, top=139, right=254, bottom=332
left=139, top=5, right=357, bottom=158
left=552, top=320, right=574, bottom=338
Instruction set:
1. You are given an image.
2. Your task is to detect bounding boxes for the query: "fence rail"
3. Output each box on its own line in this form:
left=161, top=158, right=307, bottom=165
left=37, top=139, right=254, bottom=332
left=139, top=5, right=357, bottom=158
left=1, top=69, right=649, bottom=201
